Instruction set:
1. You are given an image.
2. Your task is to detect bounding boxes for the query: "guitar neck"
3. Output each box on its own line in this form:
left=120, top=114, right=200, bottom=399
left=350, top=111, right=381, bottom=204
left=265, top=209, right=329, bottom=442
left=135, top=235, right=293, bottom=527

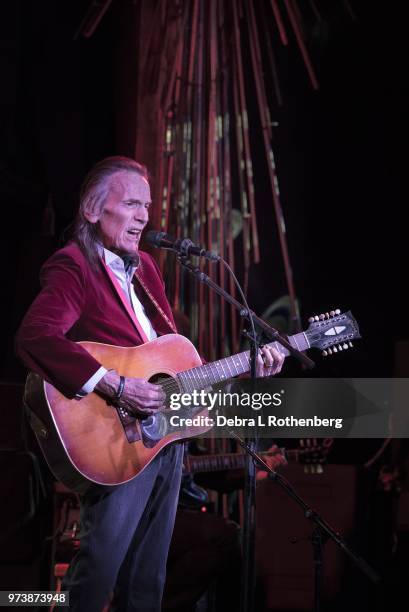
left=184, top=449, right=301, bottom=474
left=185, top=452, right=247, bottom=474
left=177, top=332, right=308, bottom=393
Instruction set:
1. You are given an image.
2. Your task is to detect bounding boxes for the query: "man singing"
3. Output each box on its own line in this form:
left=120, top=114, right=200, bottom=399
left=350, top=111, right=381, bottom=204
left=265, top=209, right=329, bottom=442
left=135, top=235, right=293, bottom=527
left=16, top=156, right=284, bottom=611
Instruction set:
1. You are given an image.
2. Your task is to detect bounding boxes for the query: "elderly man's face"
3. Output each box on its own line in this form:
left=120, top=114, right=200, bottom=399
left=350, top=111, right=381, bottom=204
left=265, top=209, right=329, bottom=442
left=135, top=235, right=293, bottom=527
left=96, top=171, right=151, bottom=255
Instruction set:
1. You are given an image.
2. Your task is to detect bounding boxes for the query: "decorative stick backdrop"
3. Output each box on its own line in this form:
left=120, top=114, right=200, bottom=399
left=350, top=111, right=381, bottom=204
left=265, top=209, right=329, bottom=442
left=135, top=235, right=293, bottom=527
left=137, top=0, right=353, bottom=362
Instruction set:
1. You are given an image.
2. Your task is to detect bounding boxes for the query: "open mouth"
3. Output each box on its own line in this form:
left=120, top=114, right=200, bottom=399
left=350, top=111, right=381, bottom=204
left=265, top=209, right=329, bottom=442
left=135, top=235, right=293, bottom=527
left=127, top=229, right=141, bottom=239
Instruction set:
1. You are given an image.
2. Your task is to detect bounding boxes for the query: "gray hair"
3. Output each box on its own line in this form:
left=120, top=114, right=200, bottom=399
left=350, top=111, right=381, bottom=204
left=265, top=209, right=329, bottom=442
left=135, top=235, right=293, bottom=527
left=73, top=156, right=148, bottom=268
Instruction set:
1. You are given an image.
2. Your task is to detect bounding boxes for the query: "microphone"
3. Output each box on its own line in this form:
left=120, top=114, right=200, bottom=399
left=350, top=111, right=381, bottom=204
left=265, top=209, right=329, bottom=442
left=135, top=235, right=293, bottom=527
left=145, top=231, right=220, bottom=261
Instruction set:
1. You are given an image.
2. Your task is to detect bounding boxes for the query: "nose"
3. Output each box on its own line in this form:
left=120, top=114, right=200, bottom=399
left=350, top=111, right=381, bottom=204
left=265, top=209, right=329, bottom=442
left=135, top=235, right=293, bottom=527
left=134, top=205, right=149, bottom=226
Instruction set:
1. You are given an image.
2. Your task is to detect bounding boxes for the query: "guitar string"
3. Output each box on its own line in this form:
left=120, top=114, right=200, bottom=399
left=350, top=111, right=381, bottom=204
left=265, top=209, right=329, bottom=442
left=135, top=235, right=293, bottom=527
left=149, top=323, right=351, bottom=396
left=156, top=351, right=252, bottom=395
left=156, top=362, right=246, bottom=396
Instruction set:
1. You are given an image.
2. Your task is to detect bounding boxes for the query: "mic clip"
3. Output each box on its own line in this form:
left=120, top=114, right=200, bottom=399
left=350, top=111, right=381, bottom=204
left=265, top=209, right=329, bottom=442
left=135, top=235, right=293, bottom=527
left=178, top=238, right=198, bottom=259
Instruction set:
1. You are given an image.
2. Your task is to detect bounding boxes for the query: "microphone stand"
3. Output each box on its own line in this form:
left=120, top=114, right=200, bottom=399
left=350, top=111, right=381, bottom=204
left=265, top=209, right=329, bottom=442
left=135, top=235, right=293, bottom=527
left=229, top=430, right=381, bottom=612
left=176, top=257, right=315, bottom=369
left=176, top=255, right=315, bottom=612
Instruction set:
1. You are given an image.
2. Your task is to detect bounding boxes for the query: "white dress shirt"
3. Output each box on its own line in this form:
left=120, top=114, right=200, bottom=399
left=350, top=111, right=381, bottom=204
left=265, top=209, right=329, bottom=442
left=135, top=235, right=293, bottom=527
left=77, top=247, right=157, bottom=396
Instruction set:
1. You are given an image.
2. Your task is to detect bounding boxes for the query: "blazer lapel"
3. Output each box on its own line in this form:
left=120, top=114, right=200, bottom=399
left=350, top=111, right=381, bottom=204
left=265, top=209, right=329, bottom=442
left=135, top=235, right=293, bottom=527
left=99, top=258, right=149, bottom=343
left=135, top=269, right=177, bottom=334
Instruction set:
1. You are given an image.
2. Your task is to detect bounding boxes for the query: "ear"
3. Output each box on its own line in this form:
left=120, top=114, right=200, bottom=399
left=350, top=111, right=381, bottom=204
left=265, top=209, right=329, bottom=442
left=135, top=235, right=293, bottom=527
left=84, top=209, right=101, bottom=224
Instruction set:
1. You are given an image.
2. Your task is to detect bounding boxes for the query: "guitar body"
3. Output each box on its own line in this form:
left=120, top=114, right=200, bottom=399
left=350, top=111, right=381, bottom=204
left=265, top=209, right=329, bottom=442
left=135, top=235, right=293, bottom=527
left=25, top=334, right=206, bottom=493
left=24, top=310, right=360, bottom=493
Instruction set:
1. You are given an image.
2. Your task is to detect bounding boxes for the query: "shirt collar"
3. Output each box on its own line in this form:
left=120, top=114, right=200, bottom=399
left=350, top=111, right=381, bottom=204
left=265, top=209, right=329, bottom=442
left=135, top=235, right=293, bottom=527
left=97, top=243, right=140, bottom=275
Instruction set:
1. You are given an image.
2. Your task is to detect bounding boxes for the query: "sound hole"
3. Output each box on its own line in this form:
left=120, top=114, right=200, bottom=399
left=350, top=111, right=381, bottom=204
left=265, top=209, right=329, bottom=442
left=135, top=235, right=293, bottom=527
left=148, top=373, right=181, bottom=405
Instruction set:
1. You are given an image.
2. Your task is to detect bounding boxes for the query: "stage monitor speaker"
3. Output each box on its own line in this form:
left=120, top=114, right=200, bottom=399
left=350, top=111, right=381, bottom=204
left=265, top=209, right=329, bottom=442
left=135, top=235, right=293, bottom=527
left=256, top=464, right=361, bottom=611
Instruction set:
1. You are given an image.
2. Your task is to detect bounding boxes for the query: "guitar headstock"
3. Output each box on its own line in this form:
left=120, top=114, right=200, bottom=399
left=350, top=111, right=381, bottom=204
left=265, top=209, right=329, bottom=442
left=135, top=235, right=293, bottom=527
left=284, top=438, right=334, bottom=470
left=305, top=309, right=361, bottom=356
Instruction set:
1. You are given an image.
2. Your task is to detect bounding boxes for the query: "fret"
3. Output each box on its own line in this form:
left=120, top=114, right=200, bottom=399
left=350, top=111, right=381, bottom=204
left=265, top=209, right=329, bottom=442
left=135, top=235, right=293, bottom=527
left=190, top=367, right=200, bottom=390
left=220, top=455, right=227, bottom=470
left=188, top=453, right=254, bottom=474
left=201, top=366, right=211, bottom=387
left=177, top=371, right=187, bottom=392
left=210, top=362, right=219, bottom=386
left=186, top=446, right=323, bottom=475
left=183, top=370, right=192, bottom=391
left=208, top=362, right=217, bottom=386
left=238, top=352, right=249, bottom=372
left=224, top=357, right=234, bottom=378
left=219, top=360, right=228, bottom=381
left=230, top=357, right=239, bottom=377
left=190, top=369, right=199, bottom=390
left=177, top=329, right=308, bottom=393
left=189, top=369, right=198, bottom=391
left=273, top=341, right=284, bottom=356
left=287, top=332, right=309, bottom=352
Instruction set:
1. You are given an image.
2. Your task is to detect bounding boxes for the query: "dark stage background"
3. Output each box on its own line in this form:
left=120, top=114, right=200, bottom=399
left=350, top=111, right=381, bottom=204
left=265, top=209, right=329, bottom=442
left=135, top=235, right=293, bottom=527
left=0, top=1, right=408, bottom=610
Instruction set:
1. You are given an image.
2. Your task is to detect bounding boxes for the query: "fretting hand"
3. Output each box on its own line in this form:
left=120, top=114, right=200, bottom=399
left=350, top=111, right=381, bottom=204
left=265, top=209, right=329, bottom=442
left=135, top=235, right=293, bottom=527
left=256, top=345, right=285, bottom=377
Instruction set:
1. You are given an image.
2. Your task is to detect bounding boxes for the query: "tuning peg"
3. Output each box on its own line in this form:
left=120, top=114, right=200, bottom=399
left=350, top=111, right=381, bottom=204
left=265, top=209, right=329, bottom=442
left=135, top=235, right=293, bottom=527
left=319, top=314, right=325, bottom=320
left=349, top=341, right=353, bottom=348
left=330, top=310, right=335, bottom=317
left=316, top=464, right=323, bottom=474
left=325, top=312, right=330, bottom=318
left=322, top=350, right=328, bottom=357
left=314, top=315, right=319, bottom=321
left=343, top=343, right=348, bottom=349
left=338, top=344, right=343, bottom=351
left=335, top=309, right=341, bottom=315
left=308, top=316, right=315, bottom=323
left=333, top=346, right=338, bottom=353
left=327, top=348, right=333, bottom=355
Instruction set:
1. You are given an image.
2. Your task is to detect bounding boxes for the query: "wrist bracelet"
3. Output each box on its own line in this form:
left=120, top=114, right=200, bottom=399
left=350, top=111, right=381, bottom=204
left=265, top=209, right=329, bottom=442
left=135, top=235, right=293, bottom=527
left=114, top=375, right=126, bottom=402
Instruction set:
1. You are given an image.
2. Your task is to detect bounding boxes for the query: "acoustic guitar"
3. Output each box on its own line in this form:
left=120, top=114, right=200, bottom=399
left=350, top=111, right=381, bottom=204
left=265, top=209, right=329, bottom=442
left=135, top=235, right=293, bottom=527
left=24, top=309, right=360, bottom=493
left=183, top=439, right=334, bottom=475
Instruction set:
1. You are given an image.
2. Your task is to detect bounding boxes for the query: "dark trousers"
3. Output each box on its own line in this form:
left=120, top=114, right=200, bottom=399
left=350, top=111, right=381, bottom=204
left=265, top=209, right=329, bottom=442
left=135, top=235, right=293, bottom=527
left=62, top=444, right=183, bottom=612
left=163, top=509, right=242, bottom=611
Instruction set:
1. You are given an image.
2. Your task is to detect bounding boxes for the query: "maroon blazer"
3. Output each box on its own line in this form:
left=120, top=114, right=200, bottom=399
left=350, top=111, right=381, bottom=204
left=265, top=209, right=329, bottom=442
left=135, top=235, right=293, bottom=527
left=16, top=242, right=176, bottom=399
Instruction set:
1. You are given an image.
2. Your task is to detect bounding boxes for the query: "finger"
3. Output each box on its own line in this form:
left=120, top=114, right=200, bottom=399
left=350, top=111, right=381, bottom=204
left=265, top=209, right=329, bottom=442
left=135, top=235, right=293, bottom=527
left=256, top=355, right=269, bottom=377
left=131, top=382, right=166, bottom=404
left=132, top=397, right=163, bottom=413
left=125, top=390, right=164, bottom=411
left=137, top=407, right=157, bottom=416
left=260, top=347, right=274, bottom=368
left=142, top=381, right=166, bottom=401
left=138, top=394, right=166, bottom=409
left=145, top=387, right=166, bottom=402
left=256, top=354, right=265, bottom=368
left=269, top=348, right=285, bottom=374
left=261, top=346, right=272, bottom=361
left=273, top=356, right=285, bottom=374
left=269, top=347, right=282, bottom=366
